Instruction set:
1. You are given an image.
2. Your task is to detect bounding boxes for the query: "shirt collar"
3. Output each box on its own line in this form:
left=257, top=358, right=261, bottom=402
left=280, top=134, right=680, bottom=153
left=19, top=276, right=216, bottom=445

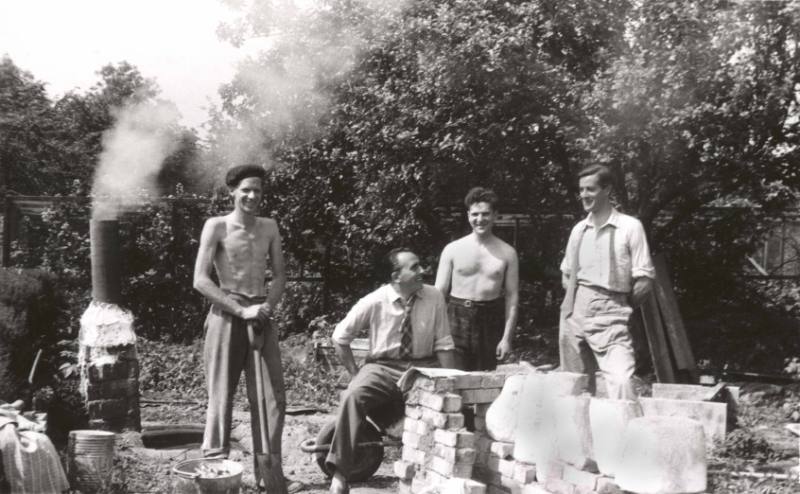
left=385, top=284, right=422, bottom=304
left=385, top=284, right=403, bottom=303
left=583, top=208, right=619, bottom=230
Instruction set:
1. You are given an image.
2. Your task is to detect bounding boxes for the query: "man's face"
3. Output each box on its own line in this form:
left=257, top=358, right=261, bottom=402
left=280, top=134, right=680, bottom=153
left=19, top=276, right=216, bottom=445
left=467, top=202, right=496, bottom=235
left=392, top=252, right=425, bottom=291
left=230, top=176, right=263, bottom=215
left=578, top=173, right=610, bottom=213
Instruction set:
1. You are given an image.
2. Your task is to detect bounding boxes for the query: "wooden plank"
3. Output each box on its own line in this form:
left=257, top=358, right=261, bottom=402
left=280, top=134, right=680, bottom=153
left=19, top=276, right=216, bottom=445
left=639, top=292, right=676, bottom=383
left=651, top=254, right=698, bottom=380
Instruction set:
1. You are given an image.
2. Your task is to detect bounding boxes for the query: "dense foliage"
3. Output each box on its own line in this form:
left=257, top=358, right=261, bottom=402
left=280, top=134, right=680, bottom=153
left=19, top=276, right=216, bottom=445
left=0, top=268, right=59, bottom=400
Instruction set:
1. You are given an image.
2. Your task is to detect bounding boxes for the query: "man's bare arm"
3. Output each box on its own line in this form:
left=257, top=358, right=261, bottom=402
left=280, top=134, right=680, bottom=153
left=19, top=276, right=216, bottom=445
left=434, top=245, right=454, bottom=295
left=631, top=276, right=653, bottom=307
left=264, top=221, right=287, bottom=314
left=497, top=250, right=519, bottom=360
left=334, top=342, right=359, bottom=378
left=193, top=219, right=246, bottom=318
left=562, top=272, right=570, bottom=290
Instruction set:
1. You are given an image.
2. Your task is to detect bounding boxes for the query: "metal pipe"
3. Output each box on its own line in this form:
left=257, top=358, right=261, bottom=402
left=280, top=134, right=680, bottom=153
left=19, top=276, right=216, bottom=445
left=90, top=219, right=122, bottom=304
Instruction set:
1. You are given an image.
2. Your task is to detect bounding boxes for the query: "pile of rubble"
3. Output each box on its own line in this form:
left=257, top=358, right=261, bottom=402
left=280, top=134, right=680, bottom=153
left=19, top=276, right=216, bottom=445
left=394, top=366, right=735, bottom=494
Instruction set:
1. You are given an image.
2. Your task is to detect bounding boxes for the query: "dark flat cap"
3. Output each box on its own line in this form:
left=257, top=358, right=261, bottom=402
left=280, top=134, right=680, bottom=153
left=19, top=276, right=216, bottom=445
left=225, top=165, right=268, bottom=188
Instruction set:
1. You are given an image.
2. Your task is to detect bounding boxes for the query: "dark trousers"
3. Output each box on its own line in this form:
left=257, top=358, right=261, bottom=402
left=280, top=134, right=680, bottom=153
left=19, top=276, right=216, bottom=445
left=201, top=303, right=286, bottom=463
left=448, top=297, right=505, bottom=371
left=324, top=363, right=405, bottom=478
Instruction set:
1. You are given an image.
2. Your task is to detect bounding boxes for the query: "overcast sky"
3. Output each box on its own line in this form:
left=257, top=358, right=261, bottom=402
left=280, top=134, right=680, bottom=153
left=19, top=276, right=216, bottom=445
left=0, top=0, right=251, bottom=131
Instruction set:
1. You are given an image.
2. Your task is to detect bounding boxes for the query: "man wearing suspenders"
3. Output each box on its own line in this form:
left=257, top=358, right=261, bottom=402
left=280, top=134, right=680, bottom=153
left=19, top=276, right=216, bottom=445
left=559, top=165, right=655, bottom=399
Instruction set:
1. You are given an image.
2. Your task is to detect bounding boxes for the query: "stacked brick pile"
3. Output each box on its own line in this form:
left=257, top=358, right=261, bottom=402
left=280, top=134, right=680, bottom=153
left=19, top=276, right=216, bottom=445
left=394, top=369, right=629, bottom=494
left=78, top=302, right=141, bottom=431
left=395, top=371, right=507, bottom=493
left=79, top=345, right=141, bottom=431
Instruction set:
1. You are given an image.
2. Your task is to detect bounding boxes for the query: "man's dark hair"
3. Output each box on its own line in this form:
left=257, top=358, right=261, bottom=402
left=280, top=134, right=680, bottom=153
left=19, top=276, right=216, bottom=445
left=578, top=165, right=614, bottom=189
left=384, top=247, right=415, bottom=282
left=225, top=164, right=268, bottom=188
left=464, top=187, right=498, bottom=211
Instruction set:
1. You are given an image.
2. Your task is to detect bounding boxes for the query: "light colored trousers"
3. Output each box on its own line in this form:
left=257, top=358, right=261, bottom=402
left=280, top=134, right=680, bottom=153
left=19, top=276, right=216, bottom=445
left=559, top=285, right=637, bottom=399
left=201, top=301, right=286, bottom=462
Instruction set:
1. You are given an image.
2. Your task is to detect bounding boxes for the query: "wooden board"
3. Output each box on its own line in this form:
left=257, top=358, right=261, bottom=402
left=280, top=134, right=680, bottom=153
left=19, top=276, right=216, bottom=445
left=652, top=254, right=698, bottom=381
left=639, top=292, right=676, bottom=383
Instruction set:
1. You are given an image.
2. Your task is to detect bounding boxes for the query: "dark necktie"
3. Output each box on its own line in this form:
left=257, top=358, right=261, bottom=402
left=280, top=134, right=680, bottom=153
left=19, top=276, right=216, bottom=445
left=399, top=294, right=417, bottom=359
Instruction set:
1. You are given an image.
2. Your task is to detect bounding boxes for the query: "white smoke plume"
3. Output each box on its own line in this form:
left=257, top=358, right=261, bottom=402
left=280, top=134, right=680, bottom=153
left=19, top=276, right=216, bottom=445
left=208, top=0, right=410, bottom=171
left=92, top=99, right=182, bottom=219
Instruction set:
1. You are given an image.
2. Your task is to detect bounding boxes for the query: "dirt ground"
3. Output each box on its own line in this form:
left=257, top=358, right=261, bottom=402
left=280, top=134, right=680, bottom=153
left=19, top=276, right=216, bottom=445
left=114, top=381, right=800, bottom=494
left=116, top=405, right=399, bottom=493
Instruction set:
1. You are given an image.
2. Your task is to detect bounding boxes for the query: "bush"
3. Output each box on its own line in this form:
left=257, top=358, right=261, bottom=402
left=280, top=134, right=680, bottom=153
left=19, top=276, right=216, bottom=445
left=0, top=268, right=60, bottom=401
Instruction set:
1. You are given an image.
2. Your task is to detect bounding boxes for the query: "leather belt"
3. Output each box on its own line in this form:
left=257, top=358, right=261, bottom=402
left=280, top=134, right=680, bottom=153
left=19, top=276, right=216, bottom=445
left=448, top=296, right=503, bottom=308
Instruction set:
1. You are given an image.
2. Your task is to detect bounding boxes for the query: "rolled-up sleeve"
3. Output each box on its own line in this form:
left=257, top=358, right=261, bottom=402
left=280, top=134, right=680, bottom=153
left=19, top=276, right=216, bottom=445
left=560, top=223, right=581, bottom=275
left=331, top=297, right=372, bottom=346
left=629, top=220, right=655, bottom=279
left=432, top=291, right=455, bottom=352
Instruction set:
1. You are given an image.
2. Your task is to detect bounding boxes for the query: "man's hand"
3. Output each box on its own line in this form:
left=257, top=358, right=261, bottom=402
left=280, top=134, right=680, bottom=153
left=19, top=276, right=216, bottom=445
left=631, top=277, right=653, bottom=307
left=496, top=337, right=512, bottom=361
left=239, top=303, right=273, bottom=326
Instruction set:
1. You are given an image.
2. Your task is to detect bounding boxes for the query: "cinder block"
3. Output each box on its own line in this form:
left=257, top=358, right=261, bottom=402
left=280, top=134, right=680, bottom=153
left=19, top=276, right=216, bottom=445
left=595, top=477, right=622, bottom=494
left=535, top=460, right=563, bottom=483
left=427, top=468, right=450, bottom=485
left=430, top=456, right=474, bottom=478
left=88, top=360, right=136, bottom=381
left=461, top=388, right=502, bottom=404
left=434, top=444, right=477, bottom=464
left=442, top=478, right=487, bottom=494
left=415, top=376, right=456, bottom=393
left=474, top=415, right=487, bottom=431
left=85, top=378, right=139, bottom=400
left=512, top=462, right=536, bottom=484
left=574, top=486, right=599, bottom=494
left=638, top=396, right=727, bottom=445
left=651, top=382, right=739, bottom=426
left=421, top=407, right=465, bottom=429
left=420, top=391, right=464, bottom=412
left=406, top=389, right=421, bottom=405
left=481, top=374, right=507, bottom=389
left=490, top=441, right=514, bottom=459
left=521, top=483, right=550, bottom=494
left=454, top=373, right=486, bottom=390
left=486, top=457, right=516, bottom=478
left=406, top=405, right=423, bottom=419
left=404, top=417, right=432, bottom=435
left=394, top=460, right=416, bottom=480
left=544, top=477, right=576, bottom=494
left=434, top=429, right=475, bottom=448
left=401, top=445, right=426, bottom=464
left=562, top=464, right=600, bottom=490
left=497, top=475, right=523, bottom=494
left=402, top=430, right=433, bottom=450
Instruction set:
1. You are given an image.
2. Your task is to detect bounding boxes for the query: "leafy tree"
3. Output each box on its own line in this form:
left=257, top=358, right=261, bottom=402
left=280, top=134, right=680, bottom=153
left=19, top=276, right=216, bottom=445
left=0, top=57, right=68, bottom=195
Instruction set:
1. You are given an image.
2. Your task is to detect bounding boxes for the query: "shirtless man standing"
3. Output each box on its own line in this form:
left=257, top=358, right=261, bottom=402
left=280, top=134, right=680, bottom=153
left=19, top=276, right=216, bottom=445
left=193, top=165, right=298, bottom=492
left=435, top=187, right=520, bottom=370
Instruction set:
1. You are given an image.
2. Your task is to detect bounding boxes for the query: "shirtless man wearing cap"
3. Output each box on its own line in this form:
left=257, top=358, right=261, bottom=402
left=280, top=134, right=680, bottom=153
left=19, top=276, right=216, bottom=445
left=193, top=165, right=300, bottom=493
left=435, top=187, right=520, bottom=370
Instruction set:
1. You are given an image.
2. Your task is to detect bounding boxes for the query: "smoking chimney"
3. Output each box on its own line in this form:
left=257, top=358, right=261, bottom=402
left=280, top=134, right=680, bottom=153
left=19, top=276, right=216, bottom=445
left=90, top=220, right=122, bottom=304
left=78, top=216, right=141, bottom=432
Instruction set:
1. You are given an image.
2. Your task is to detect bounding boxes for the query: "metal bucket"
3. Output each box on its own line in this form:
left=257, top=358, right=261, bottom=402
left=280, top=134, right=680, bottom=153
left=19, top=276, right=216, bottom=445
left=67, top=430, right=116, bottom=493
left=173, top=459, right=243, bottom=494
